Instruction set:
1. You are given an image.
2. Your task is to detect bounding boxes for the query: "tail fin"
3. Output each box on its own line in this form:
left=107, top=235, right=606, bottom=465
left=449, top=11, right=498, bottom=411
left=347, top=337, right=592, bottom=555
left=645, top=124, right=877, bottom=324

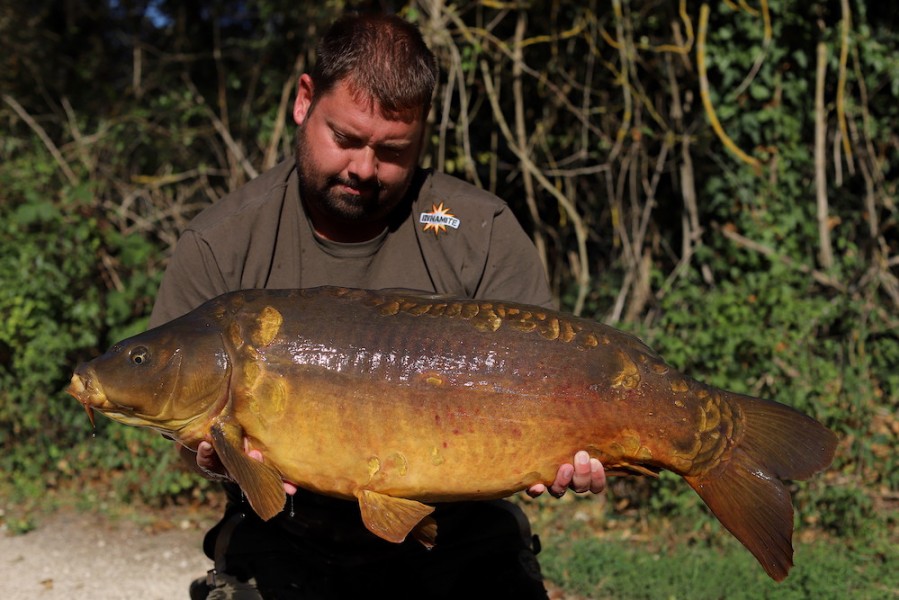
left=684, top=392, right=837, bottom=581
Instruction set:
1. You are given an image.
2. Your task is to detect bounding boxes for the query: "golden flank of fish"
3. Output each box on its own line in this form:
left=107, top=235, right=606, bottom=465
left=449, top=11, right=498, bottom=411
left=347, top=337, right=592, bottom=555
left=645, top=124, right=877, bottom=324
left=67, top=287, right=837, bottom=581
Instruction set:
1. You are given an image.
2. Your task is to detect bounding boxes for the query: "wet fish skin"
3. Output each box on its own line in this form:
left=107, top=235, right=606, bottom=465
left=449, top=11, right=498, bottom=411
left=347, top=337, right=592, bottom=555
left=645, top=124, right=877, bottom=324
left=68, top=286, right=837, bottom=581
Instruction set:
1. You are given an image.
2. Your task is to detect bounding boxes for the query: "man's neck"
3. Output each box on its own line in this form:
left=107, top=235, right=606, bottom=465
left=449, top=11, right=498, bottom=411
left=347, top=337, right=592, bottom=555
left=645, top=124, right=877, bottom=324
left=311, top=218, right=388, bottom=243
left=303, top=200, right=387, bottom=243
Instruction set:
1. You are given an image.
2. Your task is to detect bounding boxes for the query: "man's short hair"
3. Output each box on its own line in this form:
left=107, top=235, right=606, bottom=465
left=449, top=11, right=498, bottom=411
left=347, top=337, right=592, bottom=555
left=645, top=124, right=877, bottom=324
left=311, top=13, right=439, bottom=118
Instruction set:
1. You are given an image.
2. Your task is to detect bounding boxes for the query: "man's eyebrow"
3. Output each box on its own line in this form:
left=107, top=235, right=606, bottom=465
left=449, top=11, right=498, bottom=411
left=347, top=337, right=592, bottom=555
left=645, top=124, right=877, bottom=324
left=329, top=123, right=359, bottom=141
left=329, top=122, right=412, bottom=150
left=377, top=140, right=412, bottom=151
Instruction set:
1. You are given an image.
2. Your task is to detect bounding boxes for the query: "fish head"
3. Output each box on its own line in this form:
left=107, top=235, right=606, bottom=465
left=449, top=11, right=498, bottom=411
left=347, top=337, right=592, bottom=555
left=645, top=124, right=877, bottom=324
left=67, top=311, right=232, bottom=443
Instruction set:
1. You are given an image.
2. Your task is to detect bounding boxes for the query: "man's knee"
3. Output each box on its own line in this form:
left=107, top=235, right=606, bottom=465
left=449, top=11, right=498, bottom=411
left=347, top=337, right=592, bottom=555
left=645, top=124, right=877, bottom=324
left=190, top=573, right=262, bottom=600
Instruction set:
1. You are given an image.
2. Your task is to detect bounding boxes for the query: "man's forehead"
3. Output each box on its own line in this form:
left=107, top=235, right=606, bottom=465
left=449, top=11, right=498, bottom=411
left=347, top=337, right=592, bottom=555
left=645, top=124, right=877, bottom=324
left=311, top=82, right=422, bottom=145
left=328, top=78, right=421, bottom=125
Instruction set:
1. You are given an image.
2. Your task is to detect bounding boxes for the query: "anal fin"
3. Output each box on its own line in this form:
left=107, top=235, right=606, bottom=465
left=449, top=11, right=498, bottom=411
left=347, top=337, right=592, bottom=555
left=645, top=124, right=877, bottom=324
left=356, top=489, right=436, bottom=544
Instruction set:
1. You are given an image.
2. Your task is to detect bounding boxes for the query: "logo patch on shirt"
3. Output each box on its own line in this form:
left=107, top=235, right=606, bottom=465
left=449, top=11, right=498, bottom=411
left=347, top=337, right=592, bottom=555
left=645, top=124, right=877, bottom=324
left=419, top=202, right=460, bottom=236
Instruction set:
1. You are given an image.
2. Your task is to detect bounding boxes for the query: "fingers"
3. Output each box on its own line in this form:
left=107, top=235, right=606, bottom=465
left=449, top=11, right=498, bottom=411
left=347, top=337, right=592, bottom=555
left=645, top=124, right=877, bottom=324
left=196, top=441, right=219, bottom=470
left=247, top=448, right=297, bottom=496
left=526, top=483, right=547, bottom=498
left=195, top=441, right=231, bottom=482
left=549, top=463, right=575, bottom=497
left=586, top=457, right=606, bottom=494
left=570, top=450, right=593, bottom=492
left=535, top=451, right=606, bottom=499
left=570, top=451, right=606, bottom=494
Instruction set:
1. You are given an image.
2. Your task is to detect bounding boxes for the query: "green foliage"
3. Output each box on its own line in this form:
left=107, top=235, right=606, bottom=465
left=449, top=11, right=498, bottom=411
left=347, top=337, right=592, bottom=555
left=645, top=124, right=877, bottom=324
left=0, top=142, right=184, bottom=507
left=561, top=0, right=899, bottom=545
left=539, top=528, right=899, bottom=599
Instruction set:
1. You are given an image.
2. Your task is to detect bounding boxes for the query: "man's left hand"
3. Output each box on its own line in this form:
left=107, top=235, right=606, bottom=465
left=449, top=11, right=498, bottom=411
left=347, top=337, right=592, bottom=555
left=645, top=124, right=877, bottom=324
left=526, top=450, right=606, bottom=498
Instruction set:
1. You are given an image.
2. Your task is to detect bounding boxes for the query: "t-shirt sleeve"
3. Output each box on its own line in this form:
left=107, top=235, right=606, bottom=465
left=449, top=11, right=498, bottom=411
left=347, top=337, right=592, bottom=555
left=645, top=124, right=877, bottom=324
left=148, top=230, right=229, bottom=328
left=475, top=204, right=555, bottom=310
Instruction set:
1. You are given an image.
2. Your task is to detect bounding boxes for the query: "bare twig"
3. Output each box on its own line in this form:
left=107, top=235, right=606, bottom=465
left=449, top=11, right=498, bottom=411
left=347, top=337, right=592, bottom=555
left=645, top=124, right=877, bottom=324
left=696, top=4, right=762, bottom=172
left=512, top=10, right=549, bottom=276
left=60, top=97, right=94, bottom=174
left=815, top=42, right=834, bottom=270
left=836, top=0, right=854, bottom=173
left=607, top=0, right=633, bottom=165
left=263, top=54, right=305, bottom=171
left=715, top=223, right=847, bottom=292
left=849, top=43, right=886, bottom=239
left=184, top=79, right=259, bottom=182
left=479, top=59, right=591, bottom=314
left=731, top=0, right=771, bottom=100
left=3, top=94, right=79, bottom=186
left=441, top=7, right=603, bottom=139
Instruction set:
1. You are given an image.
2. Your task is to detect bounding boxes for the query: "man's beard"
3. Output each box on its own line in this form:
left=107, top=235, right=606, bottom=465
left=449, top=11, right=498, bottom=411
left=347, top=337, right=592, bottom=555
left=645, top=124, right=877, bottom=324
left=295, top=125, right=393, bottom=223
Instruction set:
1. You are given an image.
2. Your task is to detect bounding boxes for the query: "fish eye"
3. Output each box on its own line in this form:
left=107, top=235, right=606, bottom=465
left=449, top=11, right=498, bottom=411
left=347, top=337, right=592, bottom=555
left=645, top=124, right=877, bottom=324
left=129, top=346, right=150, bottom=366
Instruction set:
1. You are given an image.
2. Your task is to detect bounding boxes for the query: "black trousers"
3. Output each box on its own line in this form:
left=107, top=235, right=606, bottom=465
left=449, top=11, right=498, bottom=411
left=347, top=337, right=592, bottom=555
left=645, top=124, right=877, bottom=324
left=203, top=498, right=548, bottom=600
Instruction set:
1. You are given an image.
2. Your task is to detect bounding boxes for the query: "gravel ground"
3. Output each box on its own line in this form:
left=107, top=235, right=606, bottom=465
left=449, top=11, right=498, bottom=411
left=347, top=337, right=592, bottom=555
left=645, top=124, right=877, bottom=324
left=1, top=504, right=579, bottom=600
left=1, top=507, right=215, bottom=600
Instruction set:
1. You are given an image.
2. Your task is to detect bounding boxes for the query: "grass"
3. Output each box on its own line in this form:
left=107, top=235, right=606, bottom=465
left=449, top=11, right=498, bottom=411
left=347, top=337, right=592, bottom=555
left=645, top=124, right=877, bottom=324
left=539, top=531, right=896, bottom=599
left=519, top=494, right=899, bottom=600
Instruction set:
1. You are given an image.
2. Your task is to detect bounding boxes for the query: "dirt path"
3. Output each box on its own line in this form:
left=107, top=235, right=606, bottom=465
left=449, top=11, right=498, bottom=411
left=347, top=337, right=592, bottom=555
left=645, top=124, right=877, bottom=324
left=1, top=507, right=216, bottom=600
left=2, top=504, right=580, bottom=599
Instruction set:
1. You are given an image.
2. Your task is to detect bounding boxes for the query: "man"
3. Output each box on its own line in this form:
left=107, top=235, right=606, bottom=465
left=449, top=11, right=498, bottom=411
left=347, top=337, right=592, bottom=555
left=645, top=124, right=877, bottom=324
left=150, top=13, right=605, bottom=599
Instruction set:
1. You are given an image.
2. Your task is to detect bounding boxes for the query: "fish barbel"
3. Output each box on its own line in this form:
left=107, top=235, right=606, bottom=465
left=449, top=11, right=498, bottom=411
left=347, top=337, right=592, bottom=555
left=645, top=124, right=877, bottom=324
left=67, top=286, right=836, bottom=581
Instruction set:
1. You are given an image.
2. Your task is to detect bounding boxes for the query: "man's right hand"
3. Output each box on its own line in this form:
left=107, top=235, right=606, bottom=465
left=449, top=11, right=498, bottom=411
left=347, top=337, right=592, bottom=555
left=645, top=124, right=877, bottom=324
left=181, top=441, right=298, bottom=494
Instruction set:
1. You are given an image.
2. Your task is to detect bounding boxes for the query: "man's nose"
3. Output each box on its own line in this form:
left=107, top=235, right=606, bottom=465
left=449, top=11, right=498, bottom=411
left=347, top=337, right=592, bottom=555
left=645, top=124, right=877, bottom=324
left=348, top=146, right=378, bottom=181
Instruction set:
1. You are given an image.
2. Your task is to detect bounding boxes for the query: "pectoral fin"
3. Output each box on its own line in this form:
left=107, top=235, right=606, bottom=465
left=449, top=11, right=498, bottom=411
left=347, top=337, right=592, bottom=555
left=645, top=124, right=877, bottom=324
left=356, top=489, right=436, bottom=544
left=210, top=420, right=286, bottom=521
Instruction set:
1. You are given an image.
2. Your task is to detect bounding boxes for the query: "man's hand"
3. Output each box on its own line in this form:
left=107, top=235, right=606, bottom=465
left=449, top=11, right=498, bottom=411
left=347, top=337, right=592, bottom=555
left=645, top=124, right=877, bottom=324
left=245, top=446, right=298, bottom=495
left=194, top=441, right=230, bottom=481
left=184, top=441, right=298, bottom=495
left=526, top=451, right=606, bottom=498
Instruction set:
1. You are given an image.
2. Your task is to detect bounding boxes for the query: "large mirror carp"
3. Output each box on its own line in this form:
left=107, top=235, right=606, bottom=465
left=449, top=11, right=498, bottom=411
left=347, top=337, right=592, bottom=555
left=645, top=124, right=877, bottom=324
left=68, top=286, right=837, bottom=581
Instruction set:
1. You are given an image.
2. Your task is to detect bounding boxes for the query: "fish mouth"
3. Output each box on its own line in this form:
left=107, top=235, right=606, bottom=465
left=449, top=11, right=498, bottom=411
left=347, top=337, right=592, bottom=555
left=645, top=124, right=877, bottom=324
left=67, top=370, right=148, bottom=427
left=67, top=370, right=106, bottom=431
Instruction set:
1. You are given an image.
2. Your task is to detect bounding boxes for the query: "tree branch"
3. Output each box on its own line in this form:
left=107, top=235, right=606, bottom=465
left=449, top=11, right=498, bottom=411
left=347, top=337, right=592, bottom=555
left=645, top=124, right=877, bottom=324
left=3, top=94, right=78, bottom=186
left=479, top=59, right=591, bottom=315
left=815, top=42, right=834, bottom=270
left=715, top=223, right=846, bottom=292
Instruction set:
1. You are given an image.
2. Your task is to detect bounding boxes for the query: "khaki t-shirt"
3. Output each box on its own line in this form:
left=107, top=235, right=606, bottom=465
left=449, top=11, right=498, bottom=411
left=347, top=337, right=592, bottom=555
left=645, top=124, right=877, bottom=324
left=149, top=159, right=553, bottom=328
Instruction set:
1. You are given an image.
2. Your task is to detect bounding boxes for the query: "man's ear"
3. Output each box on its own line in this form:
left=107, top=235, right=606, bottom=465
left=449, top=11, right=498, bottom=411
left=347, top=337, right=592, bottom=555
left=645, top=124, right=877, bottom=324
left=293, top=74, right=314, bottom=126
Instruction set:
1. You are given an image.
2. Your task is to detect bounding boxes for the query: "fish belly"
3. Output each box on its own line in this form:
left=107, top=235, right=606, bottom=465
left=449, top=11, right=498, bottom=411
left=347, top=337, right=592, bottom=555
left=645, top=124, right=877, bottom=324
left=227, top=291, right=698, bottom=502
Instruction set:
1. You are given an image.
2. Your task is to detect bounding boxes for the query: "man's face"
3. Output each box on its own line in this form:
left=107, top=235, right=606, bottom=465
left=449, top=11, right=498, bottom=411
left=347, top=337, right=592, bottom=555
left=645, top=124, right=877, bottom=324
left=293, top=75, right=425, bottom=242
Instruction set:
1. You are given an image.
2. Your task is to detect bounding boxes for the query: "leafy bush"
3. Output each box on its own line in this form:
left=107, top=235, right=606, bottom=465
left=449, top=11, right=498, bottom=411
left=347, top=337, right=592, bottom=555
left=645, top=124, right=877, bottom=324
left=0, top=146, right=193, bottom=507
